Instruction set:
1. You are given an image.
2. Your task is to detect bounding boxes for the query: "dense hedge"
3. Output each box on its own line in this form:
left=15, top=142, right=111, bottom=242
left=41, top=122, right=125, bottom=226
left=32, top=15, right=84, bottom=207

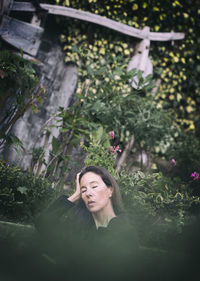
left=0, top=161, right=56, bottom=223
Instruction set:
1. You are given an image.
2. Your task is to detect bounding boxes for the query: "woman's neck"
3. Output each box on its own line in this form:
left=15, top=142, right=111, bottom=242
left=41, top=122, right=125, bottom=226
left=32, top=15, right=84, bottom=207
left=92, top=204, right=116, bottom=229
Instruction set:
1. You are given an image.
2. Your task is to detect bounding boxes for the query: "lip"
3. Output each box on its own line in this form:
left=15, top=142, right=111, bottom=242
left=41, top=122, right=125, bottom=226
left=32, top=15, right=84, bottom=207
left=88, top=201, right=95, bottom=206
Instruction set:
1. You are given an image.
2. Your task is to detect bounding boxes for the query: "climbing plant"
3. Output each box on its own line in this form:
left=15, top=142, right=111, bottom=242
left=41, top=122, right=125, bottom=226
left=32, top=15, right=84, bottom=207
left=0, top=49, right=44, bottom=150
left=49, top=0, right=200, bottom=137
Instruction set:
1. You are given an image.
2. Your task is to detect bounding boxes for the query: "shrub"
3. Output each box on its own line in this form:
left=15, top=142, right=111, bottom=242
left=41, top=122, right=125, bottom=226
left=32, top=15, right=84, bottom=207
left=118, top=171, right=200, bottom=248
left=0, top=161, right=56, bottom=223
left=166, top=133, right=200, bottom=185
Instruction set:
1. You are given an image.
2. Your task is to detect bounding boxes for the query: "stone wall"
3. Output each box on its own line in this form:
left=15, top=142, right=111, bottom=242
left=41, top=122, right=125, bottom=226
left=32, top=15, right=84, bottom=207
left=3, top=39, right=78, bottom=172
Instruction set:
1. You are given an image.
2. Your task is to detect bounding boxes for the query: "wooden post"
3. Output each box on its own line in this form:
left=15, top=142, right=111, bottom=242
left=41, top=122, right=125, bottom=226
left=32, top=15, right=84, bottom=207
left=127, top=26, right=153, bottom=88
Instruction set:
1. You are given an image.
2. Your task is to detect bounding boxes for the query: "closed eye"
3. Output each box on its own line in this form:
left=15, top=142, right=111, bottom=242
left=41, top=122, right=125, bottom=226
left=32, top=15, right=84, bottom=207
left=81, top=189, right=86, bottom=193
left=92, top=186, right=98, bottom=189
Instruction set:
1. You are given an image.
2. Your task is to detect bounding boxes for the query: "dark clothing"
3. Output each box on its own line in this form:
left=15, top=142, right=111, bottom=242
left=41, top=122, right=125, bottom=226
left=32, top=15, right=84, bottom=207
left=34, top=196, right=193, bottom=281
left=35, top=195, right=139, bottom=281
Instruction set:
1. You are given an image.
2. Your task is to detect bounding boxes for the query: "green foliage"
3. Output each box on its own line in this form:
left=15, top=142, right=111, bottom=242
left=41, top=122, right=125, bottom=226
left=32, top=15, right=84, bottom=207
left=81, top=126, right=117, bottom=177
left=119, top=170, right=200, bottom=248
left=52, top=0, right=200, bottom=133
left=81, top=137, right=200, bottom=247
left=119, top=171, right=199, bottom=228
left=0, top=50, right=42, bottom=149
left=0, top=161, right=56, bottom=223
left=166, top=132, right=200, bottom=184
left=59, top=66, right=176, bottom=153
left=81, top=136, right=200, bottom=232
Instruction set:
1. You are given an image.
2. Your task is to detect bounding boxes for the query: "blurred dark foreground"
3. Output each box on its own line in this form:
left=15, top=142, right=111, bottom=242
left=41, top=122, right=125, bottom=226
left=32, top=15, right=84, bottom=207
left=0, top=220, right=200, bottom=281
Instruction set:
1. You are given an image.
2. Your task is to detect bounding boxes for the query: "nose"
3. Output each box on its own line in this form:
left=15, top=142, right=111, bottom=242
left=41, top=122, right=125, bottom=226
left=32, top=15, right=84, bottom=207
left=85, top=188, right=93, bottom=197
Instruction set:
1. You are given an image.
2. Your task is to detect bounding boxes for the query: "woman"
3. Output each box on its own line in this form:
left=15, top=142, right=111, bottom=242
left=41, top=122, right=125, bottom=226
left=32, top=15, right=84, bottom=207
left=35, top=166, right=138, bottom=280
left=68, top=165, right=124, bottom=228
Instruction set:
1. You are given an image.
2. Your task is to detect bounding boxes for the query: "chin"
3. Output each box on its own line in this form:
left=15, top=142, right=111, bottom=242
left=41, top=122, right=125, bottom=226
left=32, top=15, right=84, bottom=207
left=88, top=206, right=101, bottom=213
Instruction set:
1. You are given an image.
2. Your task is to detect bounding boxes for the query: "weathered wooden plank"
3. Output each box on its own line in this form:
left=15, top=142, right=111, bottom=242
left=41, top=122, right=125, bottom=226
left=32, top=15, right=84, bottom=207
left=0, top=0, right=13, bottom=16
left=0, top=15, right=43, bottom=56
left=12, top=1, right=35, bottom=12
left=149, top=31, right=184, bottom=41
left=11, top=2, right=185, bottom=41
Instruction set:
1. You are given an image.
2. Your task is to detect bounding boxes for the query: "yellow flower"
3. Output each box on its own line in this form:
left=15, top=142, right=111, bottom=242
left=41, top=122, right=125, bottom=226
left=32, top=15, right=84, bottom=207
left=183, top=13, right=189, bottom=18
left=76, top=87, right=82, bottom=94
left=151, top=163, right=157, bottom=169
left=124, top=49, right=130, bottom=55
left=173, top=56, right=179, bottom=63
left=186, top=106, right=194, bottom=113
left=153, top=7, right=160, bottom=11
left=122, top=43, right=128, bottom=48
left=99, top=48, right=105, bottom=55
left=181, top=57, right=186, bottom=64
left=188, top=122, right=195, bottom=130
left=114, top=75, right=120, bottom=80
left=132, top=4, right=138, bottom=10
left=64, top=0, right=70, bottom=6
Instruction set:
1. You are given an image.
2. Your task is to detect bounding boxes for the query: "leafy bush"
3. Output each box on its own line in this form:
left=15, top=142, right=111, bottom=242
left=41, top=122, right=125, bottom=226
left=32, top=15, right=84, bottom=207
left=166, top=133, right=200, bottom=185
left=0, top=161, right=56, bottom=223
left=60, top=67, right=175, bottom=151
left=81, top=136, right=200, bottom=249
left=81, top=126, right=117, bottom=177
left=118, top=170, right=200, bottom=248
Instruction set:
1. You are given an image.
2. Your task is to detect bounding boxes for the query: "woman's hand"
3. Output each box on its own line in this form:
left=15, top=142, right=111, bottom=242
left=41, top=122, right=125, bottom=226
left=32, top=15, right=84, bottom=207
left=68, top=173, right=81, bottom=203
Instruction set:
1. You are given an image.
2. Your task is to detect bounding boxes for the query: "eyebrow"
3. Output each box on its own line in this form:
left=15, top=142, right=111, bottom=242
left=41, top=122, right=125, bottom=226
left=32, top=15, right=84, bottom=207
left=80, top=181, right=98, bottom=189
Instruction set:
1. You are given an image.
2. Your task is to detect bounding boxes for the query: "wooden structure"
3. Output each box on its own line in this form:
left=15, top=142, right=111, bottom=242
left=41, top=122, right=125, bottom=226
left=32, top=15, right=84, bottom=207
left=0, top=0, right=185, bottom=87
left=0, top=1, right=186, bottom=174
left=0, top=1, right=184, bottom=57
left=0, top=0, right=44, bottom=56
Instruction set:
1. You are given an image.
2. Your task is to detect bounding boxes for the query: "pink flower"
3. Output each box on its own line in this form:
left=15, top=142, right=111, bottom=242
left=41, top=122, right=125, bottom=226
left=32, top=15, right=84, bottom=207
left=170, top=159, right=176, bottom=166
left=109, top=146, right=115, bottom=153
left=108, top=131, right=115, bottom=139
left=190, top=171, right=200, bottom=181
left=115, top=145, right=122, bottom=153
left=108, top=145, right=122, bottom=154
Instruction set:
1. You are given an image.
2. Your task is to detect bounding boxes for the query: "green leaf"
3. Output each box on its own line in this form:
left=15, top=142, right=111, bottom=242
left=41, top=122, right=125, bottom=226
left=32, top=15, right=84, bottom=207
left=52, top=136, right=60, bottom=155
left=17, top=186, right=28, bottom=195
left=95, top=66, right=107, bottom=75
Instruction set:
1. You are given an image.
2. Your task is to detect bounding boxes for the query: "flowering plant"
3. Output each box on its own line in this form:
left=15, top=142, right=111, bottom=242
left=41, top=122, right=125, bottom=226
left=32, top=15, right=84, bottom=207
left=81, top=127, right=122, bottom=177
left=190, top=171, right=200, bottom=181
left=170, top=158, right=176, bottom=166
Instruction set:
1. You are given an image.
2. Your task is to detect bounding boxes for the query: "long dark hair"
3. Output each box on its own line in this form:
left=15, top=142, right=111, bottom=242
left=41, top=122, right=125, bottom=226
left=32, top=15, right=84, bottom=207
left=78, top=165, right=124, bottom=215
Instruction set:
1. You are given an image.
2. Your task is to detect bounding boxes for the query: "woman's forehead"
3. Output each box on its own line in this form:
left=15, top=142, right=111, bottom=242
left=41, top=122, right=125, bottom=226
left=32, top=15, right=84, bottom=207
left=80, top=172, right=103, bottom=185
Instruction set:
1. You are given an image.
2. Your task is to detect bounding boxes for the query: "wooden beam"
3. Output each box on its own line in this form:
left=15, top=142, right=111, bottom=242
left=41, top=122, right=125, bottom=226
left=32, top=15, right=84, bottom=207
left=12, top=2, right=185, bottom=41
left=0, top=15, right=43, bottom=56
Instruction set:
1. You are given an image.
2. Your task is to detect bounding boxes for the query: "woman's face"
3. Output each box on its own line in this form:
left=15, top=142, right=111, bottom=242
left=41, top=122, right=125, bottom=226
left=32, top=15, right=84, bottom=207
left=80, top=172, right=113, bottom=213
